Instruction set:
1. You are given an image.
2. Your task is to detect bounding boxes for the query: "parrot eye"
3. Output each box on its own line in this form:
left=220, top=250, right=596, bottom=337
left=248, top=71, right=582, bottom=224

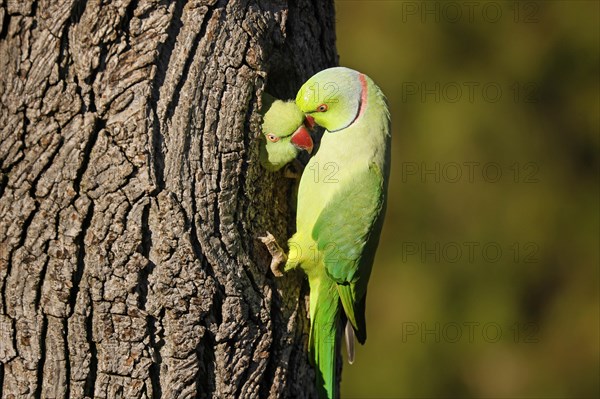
left=316, top=104, right=328, bottom=112
left=266, top=134, right=280, bottom=142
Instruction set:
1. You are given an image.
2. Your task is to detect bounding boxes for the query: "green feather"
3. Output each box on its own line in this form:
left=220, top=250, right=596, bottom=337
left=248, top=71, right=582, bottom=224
left=312, top=163, right=385, bottom=343
left=308, top=276, right=340, bottom=399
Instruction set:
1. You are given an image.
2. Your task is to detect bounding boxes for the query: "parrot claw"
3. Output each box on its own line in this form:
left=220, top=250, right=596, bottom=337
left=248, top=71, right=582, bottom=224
left=259, top=231, right=287, bottom=277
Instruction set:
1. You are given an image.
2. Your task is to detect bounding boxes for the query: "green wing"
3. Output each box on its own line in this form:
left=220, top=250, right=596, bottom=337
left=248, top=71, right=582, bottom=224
left=311, top=162, right=386, bottom=343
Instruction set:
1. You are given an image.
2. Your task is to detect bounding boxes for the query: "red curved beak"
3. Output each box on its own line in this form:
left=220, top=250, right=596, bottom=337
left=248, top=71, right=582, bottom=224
left=290, top=124, right=313, bottom=154
left=305, top=115, right=316, bottom=130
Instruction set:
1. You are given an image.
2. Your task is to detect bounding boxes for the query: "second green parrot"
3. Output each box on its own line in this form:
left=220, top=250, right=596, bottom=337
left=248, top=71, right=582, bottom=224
left=259, top=94, right=314, bottom=172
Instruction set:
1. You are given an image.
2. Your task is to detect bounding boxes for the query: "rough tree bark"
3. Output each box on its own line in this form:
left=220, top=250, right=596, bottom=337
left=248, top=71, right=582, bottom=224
left=0, top=0, right=337, bottom=397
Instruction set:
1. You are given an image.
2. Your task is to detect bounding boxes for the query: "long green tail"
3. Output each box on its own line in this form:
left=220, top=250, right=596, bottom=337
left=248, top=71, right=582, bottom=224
left=308, top=276, right=341, bottom=399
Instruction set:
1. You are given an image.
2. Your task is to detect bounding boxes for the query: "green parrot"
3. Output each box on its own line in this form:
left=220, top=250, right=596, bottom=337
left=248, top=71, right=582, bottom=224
left=261, top=67, right=390, bottom=398
left=259, top=93, right=314, bottom=172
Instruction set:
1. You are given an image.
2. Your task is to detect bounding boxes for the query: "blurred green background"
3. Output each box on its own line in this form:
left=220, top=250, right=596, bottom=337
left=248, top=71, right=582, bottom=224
left=334, top=1, right=599, bottom=397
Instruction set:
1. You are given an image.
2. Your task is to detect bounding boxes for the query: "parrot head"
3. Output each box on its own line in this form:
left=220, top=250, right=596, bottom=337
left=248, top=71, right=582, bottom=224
left=259, top=96, right=314, bottom=172
left=295, top=67, right=366, bottom=133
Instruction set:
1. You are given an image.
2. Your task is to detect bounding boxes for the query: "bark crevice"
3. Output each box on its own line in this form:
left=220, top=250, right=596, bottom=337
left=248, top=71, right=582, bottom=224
left=163, top=6, right=214, bottom=124
left=72, top=118, right=103, bottom=195
left=34, top=313, right=47, bottom=399
left=63, top=317, right=71, bottom=399
left=146, top=312, right=163, bottom=399
left=68, top=200, right=93, bottom=318
left=83, top=302, right=96, bottom=397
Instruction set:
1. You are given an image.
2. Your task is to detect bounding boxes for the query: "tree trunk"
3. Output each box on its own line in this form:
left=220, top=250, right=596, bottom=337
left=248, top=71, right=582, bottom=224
left=0, top=0, right=337, bottom=397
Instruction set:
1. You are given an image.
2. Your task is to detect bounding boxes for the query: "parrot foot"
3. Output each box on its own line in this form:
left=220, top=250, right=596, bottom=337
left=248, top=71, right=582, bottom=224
left=259, top=231, right=287, bottom=277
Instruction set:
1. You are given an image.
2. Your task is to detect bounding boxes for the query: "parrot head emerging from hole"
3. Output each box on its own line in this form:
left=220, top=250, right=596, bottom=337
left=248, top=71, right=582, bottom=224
left=259, top=93, right=314, bottom=172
